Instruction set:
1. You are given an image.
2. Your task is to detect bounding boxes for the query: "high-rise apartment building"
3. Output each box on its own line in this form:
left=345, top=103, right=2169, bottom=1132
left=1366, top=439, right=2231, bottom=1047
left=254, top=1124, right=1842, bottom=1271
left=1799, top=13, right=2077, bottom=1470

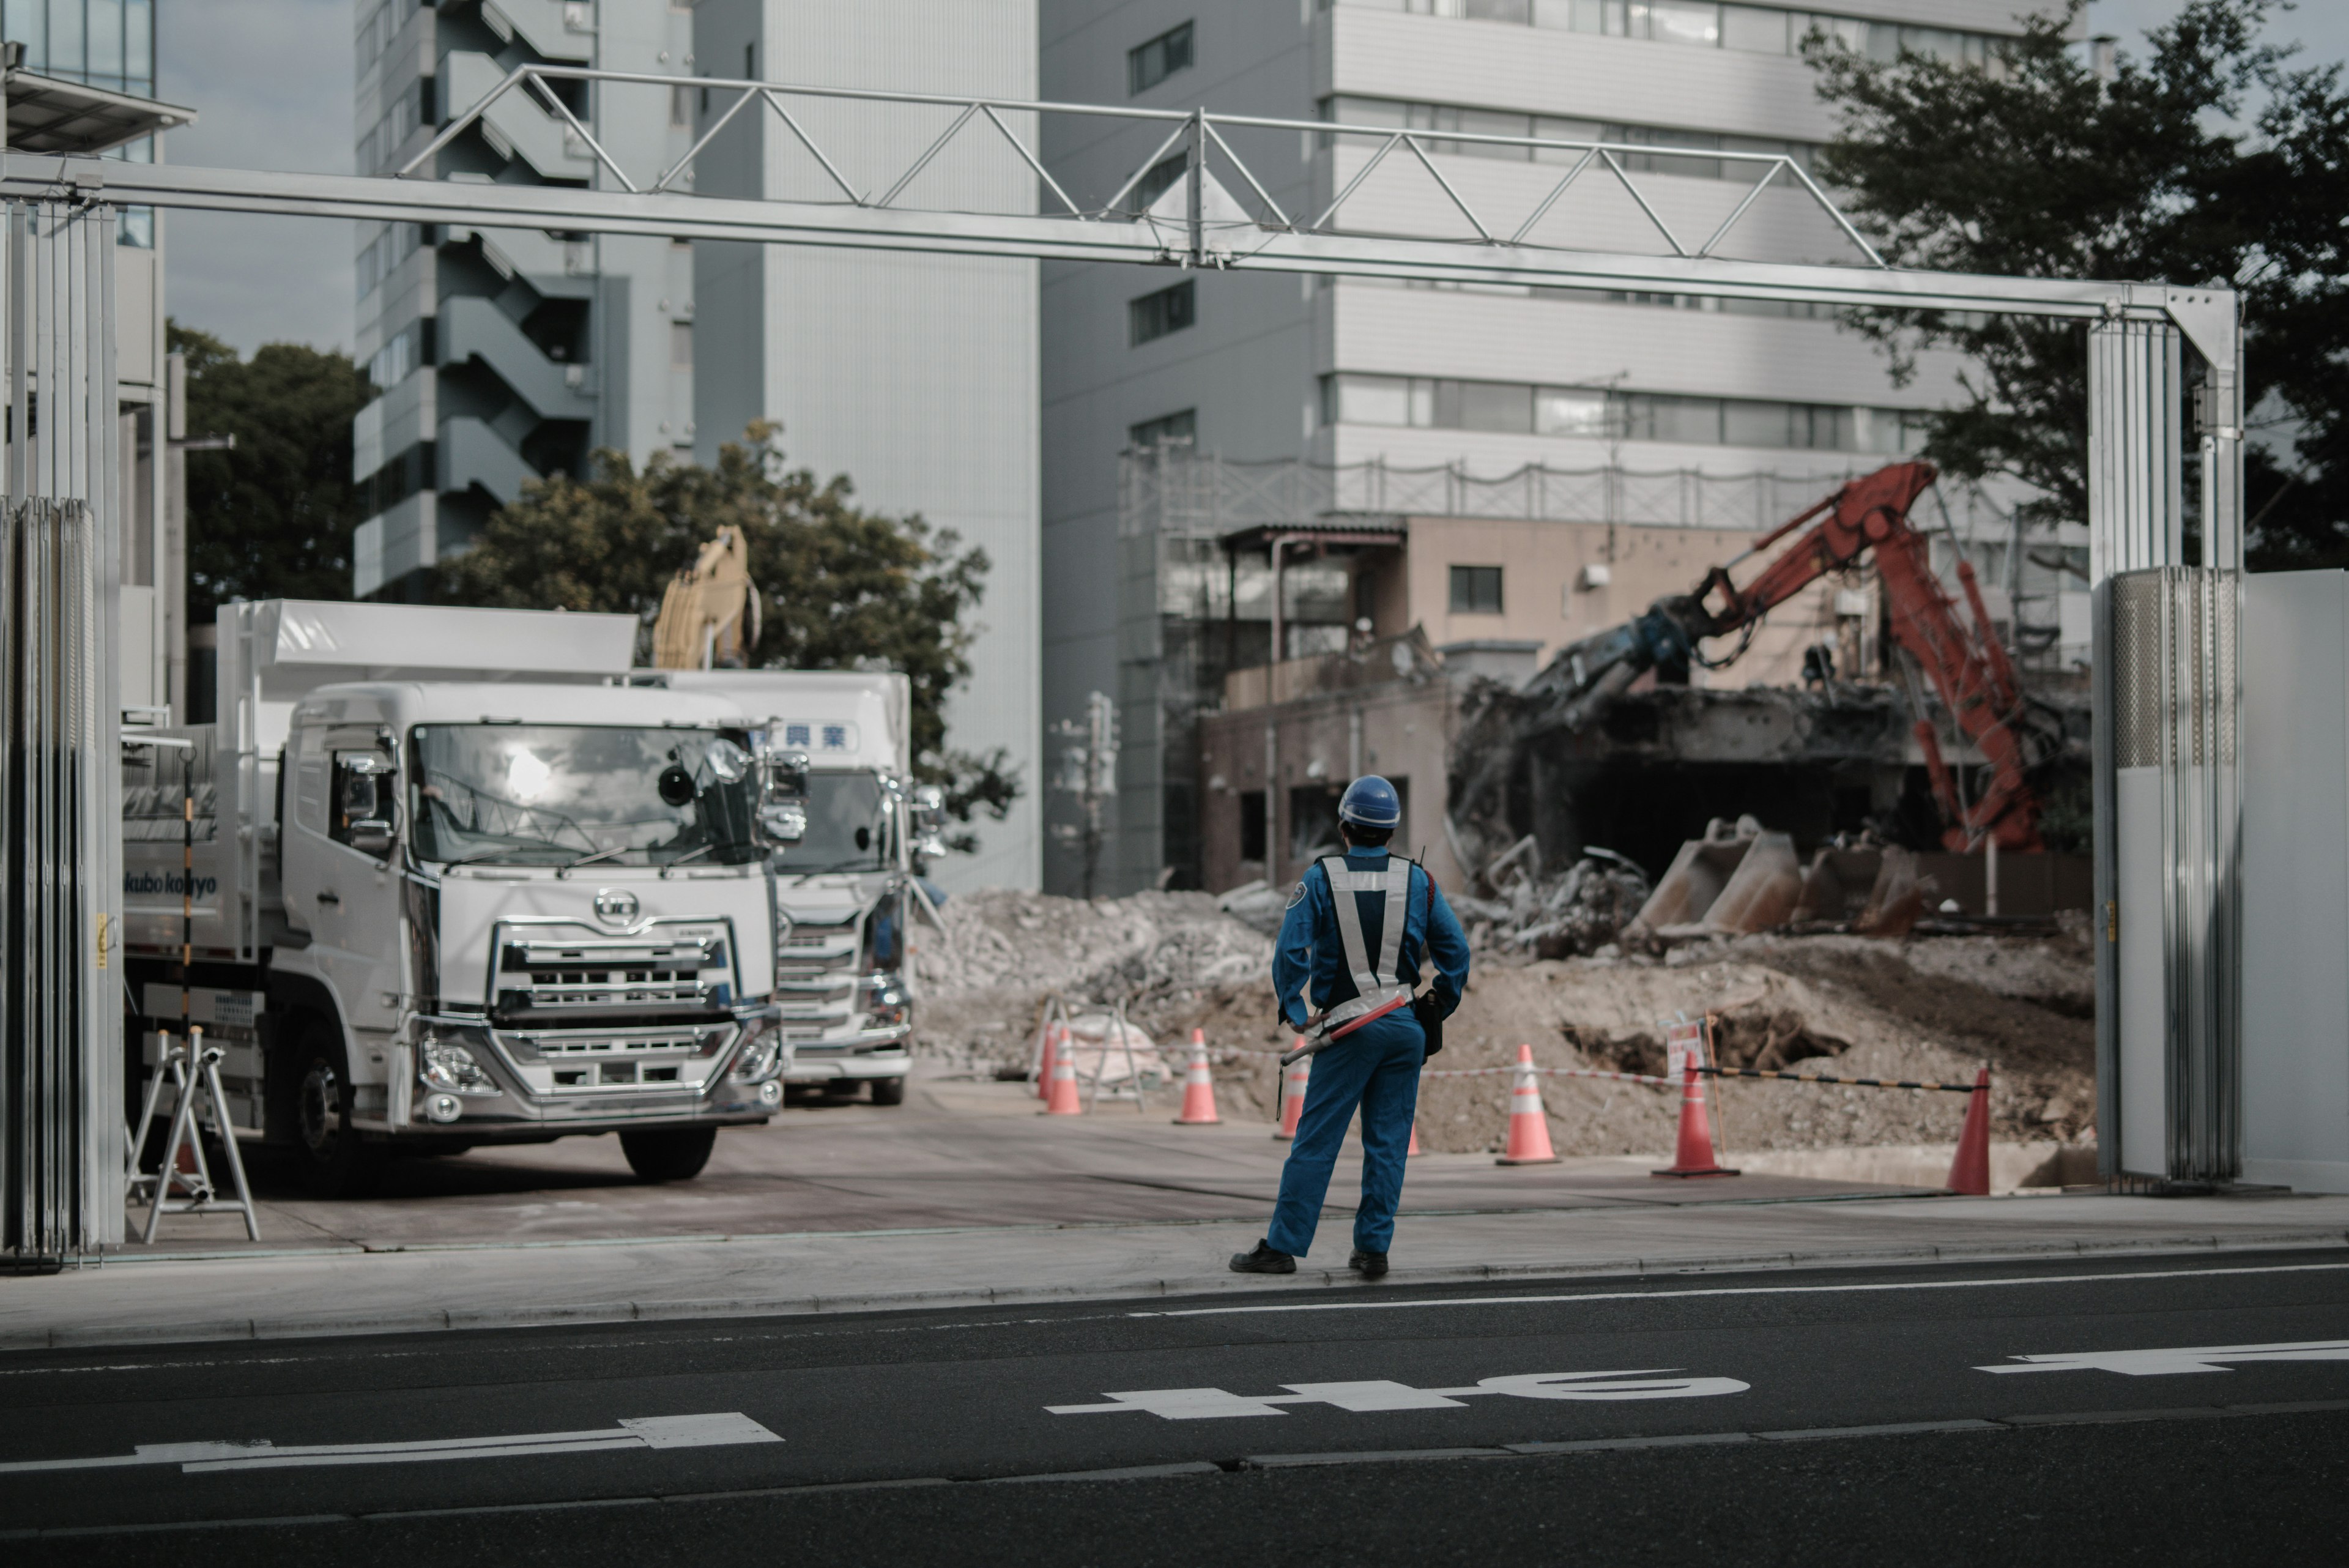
left=1040, top=0, right=2065, bottom=896
left=351, top=0, right=698, bottom=598
left=349, top=0, right=1043, bottom=890
left=689, top=0, right=1042, bottom=892
left=3, top=0, right=190, bottom=715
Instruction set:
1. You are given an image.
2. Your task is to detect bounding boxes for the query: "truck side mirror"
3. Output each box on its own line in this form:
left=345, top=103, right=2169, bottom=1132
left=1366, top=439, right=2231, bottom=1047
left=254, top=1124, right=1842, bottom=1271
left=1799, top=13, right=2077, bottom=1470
left=349, top=819, right=395, bottom=856
left=910, top=783, right=947, bottom=860
left=757, top=748, right=811, bottom=846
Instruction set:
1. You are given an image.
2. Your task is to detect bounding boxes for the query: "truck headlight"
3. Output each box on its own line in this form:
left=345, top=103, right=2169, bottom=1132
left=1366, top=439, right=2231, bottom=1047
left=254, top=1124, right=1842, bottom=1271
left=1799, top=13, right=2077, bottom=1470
left=420, top=1038, right=500, bottom=1096
left=857, top=976, right=909, bottom=1028
left=728, top=1021, right=786, bottom=1083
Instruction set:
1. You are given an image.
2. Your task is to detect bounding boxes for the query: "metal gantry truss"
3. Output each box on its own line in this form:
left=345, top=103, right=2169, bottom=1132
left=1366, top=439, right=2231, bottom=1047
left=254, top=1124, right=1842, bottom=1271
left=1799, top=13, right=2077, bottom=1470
left=401, top=64, right=1888, bottom=267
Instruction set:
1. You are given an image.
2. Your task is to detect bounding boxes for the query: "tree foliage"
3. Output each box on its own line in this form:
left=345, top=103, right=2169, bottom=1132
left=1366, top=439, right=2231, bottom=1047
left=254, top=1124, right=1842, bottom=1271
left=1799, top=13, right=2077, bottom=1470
left=171, top=322, right=374, bottom=615
left=436, top=423, right=1020, bottom=847
left=1810, top=0, right=2349, bottom=568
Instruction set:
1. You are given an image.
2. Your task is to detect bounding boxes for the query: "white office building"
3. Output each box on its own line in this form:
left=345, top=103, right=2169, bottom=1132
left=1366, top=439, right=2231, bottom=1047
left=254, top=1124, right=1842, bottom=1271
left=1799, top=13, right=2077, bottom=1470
left=1040, top=0, right=2062, bottom=895
left=690, top=0, right=1042, bottom=893
left=351, top=0, right=699, bottom=598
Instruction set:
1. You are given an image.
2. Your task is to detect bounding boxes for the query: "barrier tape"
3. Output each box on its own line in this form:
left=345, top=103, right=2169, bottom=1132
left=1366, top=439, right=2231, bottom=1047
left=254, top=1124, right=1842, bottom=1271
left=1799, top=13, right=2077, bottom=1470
left=1420, top=1065, right=1675, bottom=1086
left=1698, top=1066, right=1983, bottom=1094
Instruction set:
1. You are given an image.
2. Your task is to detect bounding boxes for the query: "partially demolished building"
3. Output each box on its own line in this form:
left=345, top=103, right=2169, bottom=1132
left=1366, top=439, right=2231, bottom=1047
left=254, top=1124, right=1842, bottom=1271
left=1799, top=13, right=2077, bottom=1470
left=1113, top=446, right=2090, bottom=910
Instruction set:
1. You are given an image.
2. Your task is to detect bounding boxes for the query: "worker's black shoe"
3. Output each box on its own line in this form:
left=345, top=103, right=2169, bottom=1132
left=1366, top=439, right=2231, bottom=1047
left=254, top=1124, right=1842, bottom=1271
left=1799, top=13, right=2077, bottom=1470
left=1348, top=1248, right=1389, bottom=1279
left=1229, top=1240, right=1296, bottom=1274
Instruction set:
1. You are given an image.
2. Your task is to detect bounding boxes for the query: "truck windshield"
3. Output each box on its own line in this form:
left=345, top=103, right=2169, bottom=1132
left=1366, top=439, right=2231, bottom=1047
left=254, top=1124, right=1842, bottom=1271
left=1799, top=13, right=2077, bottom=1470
left=775, top=771, right=893, bottom=875
left=409, top=724, right=762, bottom=868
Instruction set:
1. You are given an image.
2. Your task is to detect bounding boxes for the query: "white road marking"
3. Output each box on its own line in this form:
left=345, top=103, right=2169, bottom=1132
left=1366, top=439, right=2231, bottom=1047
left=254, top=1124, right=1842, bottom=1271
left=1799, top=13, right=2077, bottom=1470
left=1978, top=1340, right=2349, bottom=1377
left=1133, top=1260, right=2349, bottom=1319
left=0, top=1413, right=780, bottom=1476
left=1047, top=1370, right=1749, bottom=1419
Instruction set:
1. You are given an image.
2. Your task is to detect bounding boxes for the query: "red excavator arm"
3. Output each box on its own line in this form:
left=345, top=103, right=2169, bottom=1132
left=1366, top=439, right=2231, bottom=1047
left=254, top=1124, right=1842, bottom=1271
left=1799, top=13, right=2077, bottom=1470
left=1691, top=460, right=2046, bottom=851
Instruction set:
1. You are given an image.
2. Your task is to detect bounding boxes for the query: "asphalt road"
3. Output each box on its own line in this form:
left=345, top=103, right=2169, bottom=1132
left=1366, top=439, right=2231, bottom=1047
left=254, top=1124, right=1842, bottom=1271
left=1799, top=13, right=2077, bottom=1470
left=6, top=1248, right=2348, bottom=1565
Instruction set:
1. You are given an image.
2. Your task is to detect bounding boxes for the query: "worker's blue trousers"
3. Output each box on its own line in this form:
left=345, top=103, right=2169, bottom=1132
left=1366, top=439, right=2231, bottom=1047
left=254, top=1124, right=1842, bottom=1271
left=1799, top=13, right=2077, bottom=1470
left=1267, top=1014, right=1424, bottom=1258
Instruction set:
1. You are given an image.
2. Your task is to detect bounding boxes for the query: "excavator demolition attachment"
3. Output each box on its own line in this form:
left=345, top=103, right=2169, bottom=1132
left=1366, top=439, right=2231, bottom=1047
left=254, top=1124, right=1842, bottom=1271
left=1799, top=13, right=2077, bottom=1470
left=1522, top=460, right=2063, bottom=855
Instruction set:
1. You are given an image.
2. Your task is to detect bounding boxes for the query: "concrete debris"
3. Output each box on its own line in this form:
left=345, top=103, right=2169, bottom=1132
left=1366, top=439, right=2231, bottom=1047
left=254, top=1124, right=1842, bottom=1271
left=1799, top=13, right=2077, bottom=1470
left=1215, top=879, right=1291, bottom=936
left=917, top=888, right=1271, bottom=1001
left=1456, top=834, right=1652, bottom=958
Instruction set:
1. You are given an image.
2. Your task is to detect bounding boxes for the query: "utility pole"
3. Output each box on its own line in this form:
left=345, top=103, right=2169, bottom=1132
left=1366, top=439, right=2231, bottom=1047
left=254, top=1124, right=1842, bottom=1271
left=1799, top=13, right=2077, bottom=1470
left=1052, top=691, right=1118, bottom=900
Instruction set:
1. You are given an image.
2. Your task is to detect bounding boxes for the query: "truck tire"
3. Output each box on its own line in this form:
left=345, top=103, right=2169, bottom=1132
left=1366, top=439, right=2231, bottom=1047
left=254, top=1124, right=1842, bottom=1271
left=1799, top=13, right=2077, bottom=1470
left=870, top=1076, right=907, bottom=1106
left=291, top=1025, right=380, bottom=1198
left=620, top=1126, right=717, bottom=1182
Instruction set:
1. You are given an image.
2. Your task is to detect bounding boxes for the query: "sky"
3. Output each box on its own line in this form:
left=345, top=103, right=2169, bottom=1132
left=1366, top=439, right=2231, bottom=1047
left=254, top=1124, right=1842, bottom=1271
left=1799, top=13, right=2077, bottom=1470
left=155, top=1, right=2349, bottom=359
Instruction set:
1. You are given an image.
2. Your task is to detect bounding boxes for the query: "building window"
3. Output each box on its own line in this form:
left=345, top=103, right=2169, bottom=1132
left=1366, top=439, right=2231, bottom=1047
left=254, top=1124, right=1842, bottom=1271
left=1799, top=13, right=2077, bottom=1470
left=1320, top=96, right=1816, bottom=181
left=670, top=321, right=694, bottom=370
left=1315, top=1, right=2008, bottom=70
left=1450, top=566, right=1504, bottom=615
left=1126, top=152, right=1188, bottom=214
left=1319, top=373, right=1924, bottom=455
left=1239, top=790, right=1266, bottom=863
left=1127, top=20, right=1194, bottom=96
left=1129, top=280, right=1197, bottom=346
left=1129, top=409, right=1197, bottom=448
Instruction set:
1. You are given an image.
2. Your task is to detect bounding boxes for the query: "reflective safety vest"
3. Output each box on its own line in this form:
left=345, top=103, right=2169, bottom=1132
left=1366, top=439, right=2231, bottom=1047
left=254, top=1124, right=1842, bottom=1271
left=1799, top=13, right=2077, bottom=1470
left=1291, top=855, right=1417, bottom=1058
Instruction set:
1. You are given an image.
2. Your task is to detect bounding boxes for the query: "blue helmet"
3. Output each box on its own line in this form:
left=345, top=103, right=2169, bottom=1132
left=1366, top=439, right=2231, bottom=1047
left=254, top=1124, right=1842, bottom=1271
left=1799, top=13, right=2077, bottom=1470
left=1337, top=775, right=1402, bottom=829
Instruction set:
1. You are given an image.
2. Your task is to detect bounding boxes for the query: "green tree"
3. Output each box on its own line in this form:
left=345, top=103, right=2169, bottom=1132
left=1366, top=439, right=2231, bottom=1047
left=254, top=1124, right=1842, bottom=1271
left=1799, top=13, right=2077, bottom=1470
left=169, top=323, right=374, bottom=615
left=437, top=423, right=1020, bottom=847
left=1809, top=0, right=2349, bottom=568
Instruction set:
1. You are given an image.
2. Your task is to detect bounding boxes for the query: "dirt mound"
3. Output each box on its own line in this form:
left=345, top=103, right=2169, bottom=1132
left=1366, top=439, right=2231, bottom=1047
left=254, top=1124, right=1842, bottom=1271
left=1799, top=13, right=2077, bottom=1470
left=911, top=888, right=2093, bottom=1159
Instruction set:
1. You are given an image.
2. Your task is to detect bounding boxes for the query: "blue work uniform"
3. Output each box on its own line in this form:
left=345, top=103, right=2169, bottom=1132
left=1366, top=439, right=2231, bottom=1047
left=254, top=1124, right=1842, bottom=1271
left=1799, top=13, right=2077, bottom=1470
left=1267, top=847, right=1472, bottom=1257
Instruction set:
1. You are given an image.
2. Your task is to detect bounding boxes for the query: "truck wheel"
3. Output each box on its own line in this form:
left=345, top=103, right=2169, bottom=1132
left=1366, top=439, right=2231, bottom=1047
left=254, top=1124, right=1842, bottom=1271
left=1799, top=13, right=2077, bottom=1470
left=870, top=1076, right=907, bottom=1107
left=292, top=1028, right=380, bottom=1198
left=620, top=1126, right=717, bottom=1182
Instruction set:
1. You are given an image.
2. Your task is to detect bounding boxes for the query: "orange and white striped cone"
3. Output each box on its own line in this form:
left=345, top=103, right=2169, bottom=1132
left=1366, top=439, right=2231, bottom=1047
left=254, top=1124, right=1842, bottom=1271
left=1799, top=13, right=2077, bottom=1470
left=1043, top=1039, right=1083, bottom=1115
left=1274, top=1046, right=1310, bottom=1141
left=1652, top=1063, right=1738, bottom=1177
left=1034, top=1021, right=1060, bottom=1101
left=1408, top=1120, right=1422, bottom=1156
left=1173, top=1028, right=1221, bottom=1126
left=1496, top=1044, right=1559, bottom=1165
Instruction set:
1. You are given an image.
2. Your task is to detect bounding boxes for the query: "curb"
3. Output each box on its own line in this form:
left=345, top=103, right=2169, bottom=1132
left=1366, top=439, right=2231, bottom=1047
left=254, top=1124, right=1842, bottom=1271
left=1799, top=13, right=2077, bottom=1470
left=3, top=1227, right=2343, bottom=1353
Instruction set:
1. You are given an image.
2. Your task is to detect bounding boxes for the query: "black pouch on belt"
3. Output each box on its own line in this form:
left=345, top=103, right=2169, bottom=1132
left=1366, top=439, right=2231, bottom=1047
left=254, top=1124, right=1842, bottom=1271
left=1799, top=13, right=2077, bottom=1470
left=1412, top=989, right=1444, bottom=1058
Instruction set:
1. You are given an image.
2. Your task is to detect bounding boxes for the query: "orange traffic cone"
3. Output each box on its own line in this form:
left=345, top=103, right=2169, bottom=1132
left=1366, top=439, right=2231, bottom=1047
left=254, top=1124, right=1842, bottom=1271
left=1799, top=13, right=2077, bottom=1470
left=1408, top=1120, right=1422, bottom=1156
left=1945, top=1066, right=1991, bottom=1195
left=1034, top=1020, right=1060, bottom=1101
left=1653, top=1063, right=1738, bottom=1177
left=1496, top=1044, right=1560, bottom=1165
left=1274, top=1047, right=1309, bottom=1141
left=1043, top=1038, right=1083, bottom=1115
left=1173, top=1028, right=1221, bottom=1125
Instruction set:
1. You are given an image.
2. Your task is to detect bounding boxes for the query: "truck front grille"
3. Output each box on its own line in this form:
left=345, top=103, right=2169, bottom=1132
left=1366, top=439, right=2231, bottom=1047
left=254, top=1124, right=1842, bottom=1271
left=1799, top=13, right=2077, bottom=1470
left=488, top=923, right=737, bottom=1025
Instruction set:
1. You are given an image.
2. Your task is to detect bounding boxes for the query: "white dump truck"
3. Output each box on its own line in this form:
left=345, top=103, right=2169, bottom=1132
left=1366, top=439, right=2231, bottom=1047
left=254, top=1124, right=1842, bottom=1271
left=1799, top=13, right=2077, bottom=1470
left=650, top=671, right=941, bottom=1104
left=120, top=600, right=817, bottom=1195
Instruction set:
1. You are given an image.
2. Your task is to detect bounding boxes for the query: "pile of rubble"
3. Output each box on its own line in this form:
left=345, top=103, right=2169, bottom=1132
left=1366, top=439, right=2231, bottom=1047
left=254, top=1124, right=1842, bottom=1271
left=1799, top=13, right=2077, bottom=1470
left=1450, top=816, right=1939, bottom=958
left=913, top=888, right=1272, bottom=1066
left=911, top=873, right=2095, bottom=1164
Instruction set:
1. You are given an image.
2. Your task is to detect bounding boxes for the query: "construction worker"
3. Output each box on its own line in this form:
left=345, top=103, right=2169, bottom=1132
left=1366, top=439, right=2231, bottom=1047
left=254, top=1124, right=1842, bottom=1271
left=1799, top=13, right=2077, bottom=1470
left=1230, top=775, right=1471, bottom=1279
